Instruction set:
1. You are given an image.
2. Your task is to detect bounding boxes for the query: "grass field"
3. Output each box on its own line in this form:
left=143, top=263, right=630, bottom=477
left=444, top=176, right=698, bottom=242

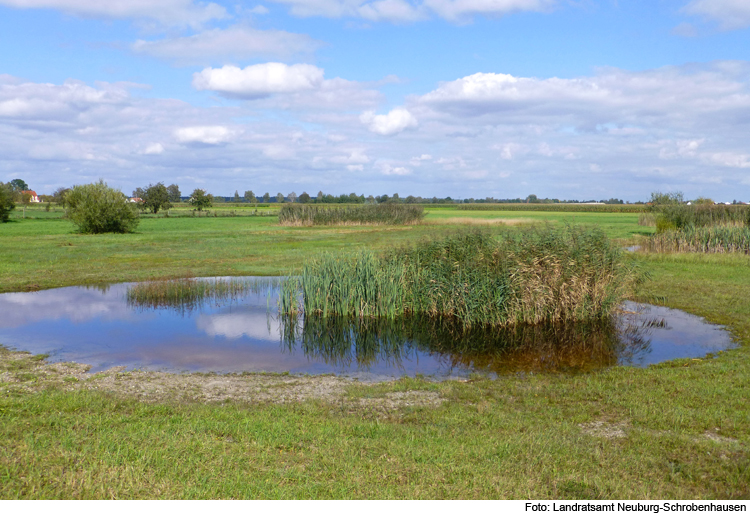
left=1, top=207, right=748, bottom=499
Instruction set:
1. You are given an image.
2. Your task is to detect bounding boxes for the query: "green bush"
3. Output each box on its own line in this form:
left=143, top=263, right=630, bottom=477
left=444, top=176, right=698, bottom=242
left=65, top=180, right=139, bottom=234
left=0, top=182, right=16, bottom=222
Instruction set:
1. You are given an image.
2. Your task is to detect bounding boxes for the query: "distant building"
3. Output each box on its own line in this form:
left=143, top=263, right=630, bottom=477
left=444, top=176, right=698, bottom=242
left=21, top=190, right=40, bottom=203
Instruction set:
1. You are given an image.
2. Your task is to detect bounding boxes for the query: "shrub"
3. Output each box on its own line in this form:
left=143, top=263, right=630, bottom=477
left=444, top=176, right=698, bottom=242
left=65, top=180, right=139, bottom=234
left=0, top=182, right=16, bottom=222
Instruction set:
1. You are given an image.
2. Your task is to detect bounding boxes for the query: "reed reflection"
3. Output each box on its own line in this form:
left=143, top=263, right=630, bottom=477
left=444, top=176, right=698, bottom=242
left=279, top=311, right=658, bottom=375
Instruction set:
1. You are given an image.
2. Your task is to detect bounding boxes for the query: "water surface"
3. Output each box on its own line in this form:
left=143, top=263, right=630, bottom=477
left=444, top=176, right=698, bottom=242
left=0, top=278, right=737, bottom=381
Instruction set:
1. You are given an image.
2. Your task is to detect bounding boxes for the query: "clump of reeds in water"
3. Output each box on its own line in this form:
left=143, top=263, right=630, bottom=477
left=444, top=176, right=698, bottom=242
left=278, top=203, right=425, bottom=226
left=280, top=226, right=641, bottom=329
left=127, top=277, right=281, bottom=312
left=643, top=225, right=750, bottom=254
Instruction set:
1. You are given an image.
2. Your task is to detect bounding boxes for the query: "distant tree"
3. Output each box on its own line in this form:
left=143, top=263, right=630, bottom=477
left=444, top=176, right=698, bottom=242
left=65, top=180, right=139, bottom=234
left=299, top=192, right=311, bottom=204
left=366, top=195, right=375, bottom=204
left=189, top=188, right=213, bottom=212
left=287, top=191, right=297, bottom=203
left=392, top=193, right=400, bottom=203
left=377, top=194, right=388, bottom=203
left=276, top=192, right=285, bottom=203
left=132, top=187, right=145, bottom=199
left=526, top=194, right=539, bottom=203
left=52, top=187, right=70, bottom=207
left=650, top=191, right=684, bottom=205
left=693, top=197, right=713, bottom=205
left=316, top=191, right=324, bottom=202
left=0, top=182, right=16, bottom=222
left=244, top=190, right=256, bottom=203
left=167, top=184, right=181, bottom=202
left=9, top=179, right=28, bottom=192
left=405, top=195, right=417, bottom=204
left=141, top=182, right=172, bottom=214
left=262, top=192, right=270, bottom=203
left=233, top=190, right=241, bottom=203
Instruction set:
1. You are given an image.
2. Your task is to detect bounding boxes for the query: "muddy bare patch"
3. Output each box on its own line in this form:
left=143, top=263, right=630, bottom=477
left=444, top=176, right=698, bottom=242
left=0, top=349, right=444, bottom=409
left=578, top=420, right=629, bottom=439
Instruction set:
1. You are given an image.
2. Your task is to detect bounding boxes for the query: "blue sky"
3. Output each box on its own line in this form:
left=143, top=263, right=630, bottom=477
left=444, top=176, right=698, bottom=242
left=1, top=0, right=749, bottom=201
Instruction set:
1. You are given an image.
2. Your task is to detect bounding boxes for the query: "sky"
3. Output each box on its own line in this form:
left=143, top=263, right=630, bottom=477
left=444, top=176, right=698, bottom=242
left=1, top=1, right=749, bottom=201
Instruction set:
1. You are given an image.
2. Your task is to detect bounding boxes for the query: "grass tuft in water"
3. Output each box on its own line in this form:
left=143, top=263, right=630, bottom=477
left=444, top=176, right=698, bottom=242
left=127, top=276, right=282, bottom=312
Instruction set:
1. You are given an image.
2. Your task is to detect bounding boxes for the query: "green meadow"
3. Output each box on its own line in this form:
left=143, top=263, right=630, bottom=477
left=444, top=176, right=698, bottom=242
left=1, top=206, right=748, bottom=498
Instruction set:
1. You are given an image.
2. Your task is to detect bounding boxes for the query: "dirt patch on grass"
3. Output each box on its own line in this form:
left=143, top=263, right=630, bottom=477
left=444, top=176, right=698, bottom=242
left=578, top=420, right=629, bottom=439
left=0, top=349, right=445, bottom=409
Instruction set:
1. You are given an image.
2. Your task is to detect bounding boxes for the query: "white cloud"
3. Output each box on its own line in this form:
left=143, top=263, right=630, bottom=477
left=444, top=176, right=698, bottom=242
left=174, top=126, right=232, bottom=144
left=265, top=0, right=553, bottom=22
left=0, top=0, right=227, bottom=28
left=132, top=25, right=322, bottom=65
left=360, top=107, right=418, bottom=135
left=346, top=164, right=364, bottom=171
left=422, top=0, right=555, bottom=22
left=684, top=0, right=750, bottom=30
left=144, top=143, right=164, bottom=154
left=415, top=63, right=750, bottom=131
left=380, top=163, right=412, bottom=175
left=192, top=63, right=325, bottom=98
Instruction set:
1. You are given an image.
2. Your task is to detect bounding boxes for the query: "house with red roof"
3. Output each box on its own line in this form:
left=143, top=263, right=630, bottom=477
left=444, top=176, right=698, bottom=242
left=21, top=190, right=40, bottom=203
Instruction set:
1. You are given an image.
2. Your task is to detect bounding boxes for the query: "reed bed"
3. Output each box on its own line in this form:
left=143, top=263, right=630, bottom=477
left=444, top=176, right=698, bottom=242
left=643, top=225, right=750, bottom=254
left=653, top=204, right=750, bottom=232
left=127, top=276, right=281, bottom=311
left=457, top=203, right=647, bottom=213
left=278, top=203, right=424, bottom=226
left=280, top=226, right=641, bottom=329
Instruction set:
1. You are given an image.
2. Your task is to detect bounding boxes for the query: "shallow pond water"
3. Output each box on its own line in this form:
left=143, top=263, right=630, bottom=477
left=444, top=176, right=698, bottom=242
left=0, top=278, right=737, bottom=381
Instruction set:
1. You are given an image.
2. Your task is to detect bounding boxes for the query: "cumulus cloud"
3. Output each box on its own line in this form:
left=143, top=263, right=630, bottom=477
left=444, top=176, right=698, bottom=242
left=0, top=0, right=227, bottom=28
left=192, top=63, right=325, bottom=98
left=380, top=163, right=412, bottom=175
left=360, top=107, right=418, bottom=135
left=4, top=62, right=750, bottom=203
left=684, top=0, right=750, bottom=30
left=174, top=125, right=232, bottom=144
left=415, top=62, right=750, bottom=131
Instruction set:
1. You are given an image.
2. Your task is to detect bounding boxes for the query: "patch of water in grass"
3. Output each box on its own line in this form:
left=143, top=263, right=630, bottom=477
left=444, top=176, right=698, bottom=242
left=0, top=277, right=737, bottom=381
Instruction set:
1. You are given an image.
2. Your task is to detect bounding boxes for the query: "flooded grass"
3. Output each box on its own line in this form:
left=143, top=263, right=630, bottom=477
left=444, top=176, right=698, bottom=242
left=281, top=226, right=642, bottom=329
left=126, top=276, right=282, bottom=312
left=278, top=203, right=425, bottom=226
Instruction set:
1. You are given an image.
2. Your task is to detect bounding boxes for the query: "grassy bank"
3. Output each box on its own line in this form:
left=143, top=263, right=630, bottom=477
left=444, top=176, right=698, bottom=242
left=1, top=210, right=748, bottom=499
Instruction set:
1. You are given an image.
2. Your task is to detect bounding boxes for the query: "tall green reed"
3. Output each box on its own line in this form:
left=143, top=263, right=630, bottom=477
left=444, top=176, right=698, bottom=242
left=278, top=203, right=425, bottom=226
left=280, top=226, right=641, bottom=329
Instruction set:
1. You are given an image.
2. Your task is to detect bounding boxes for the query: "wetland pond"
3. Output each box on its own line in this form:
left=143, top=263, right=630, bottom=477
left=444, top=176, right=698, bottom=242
left=0, top=277, right=737, bottom=381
